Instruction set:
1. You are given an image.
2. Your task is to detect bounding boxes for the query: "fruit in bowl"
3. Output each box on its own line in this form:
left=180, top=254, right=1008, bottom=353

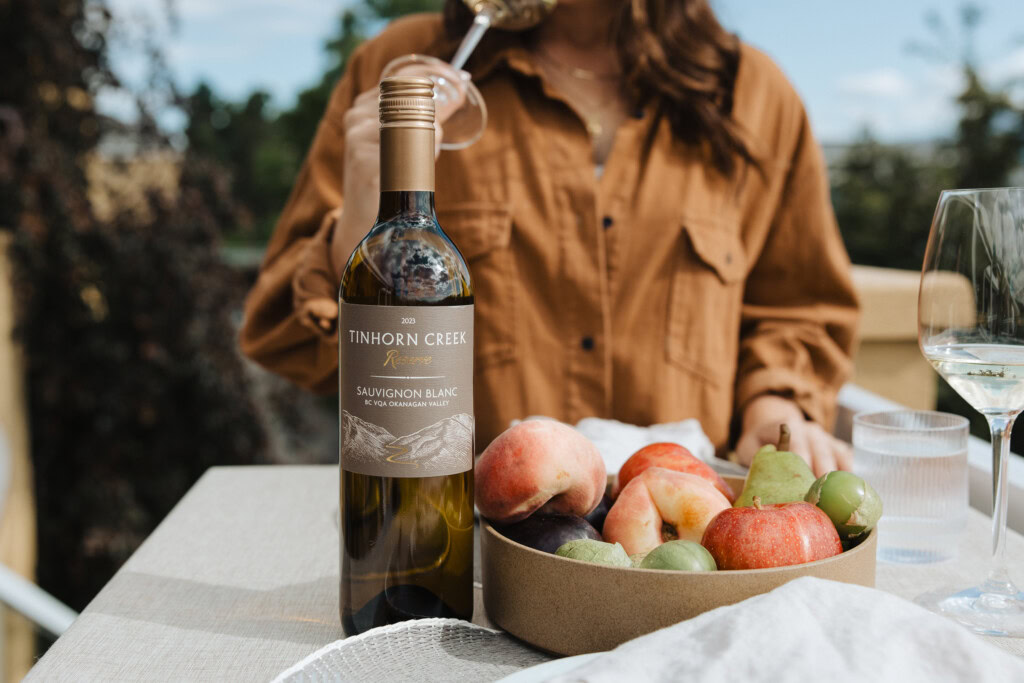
left=475, top=420, right=606, bottom=524
left=475, top=420, right=877, bottom=573
left=495, top=514, right=601, bottom=554
left=603, top=467, right=731, bottom=555
left=637, top=540, right=717, bottom=571
left=616, top=442, right=736, bottom=503
left=805, top=471, right=882, bottom=546
left=555, top=539, right=632, bottom=567
left=583, top=493, right=613, bottom=533
left=734, top=425, right=816, bottom=507
left=700, top=496, right=843, bottom=570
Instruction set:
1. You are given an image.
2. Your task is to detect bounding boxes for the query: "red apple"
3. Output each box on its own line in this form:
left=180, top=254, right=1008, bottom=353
left=700, top=497, right=842, bottom=569
left=617, top=442, right=736, bottom=503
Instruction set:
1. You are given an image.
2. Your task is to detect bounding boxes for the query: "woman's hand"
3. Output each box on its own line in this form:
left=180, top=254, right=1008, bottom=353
left=735, top=394, right=852, bottom=477
left=329, top=71, right=466, bottom=276
left=329, top=87, right=383, bottom=274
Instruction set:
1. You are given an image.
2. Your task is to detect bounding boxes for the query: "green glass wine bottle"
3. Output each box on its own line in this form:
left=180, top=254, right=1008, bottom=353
left=338, top=77, right=474, bottom=635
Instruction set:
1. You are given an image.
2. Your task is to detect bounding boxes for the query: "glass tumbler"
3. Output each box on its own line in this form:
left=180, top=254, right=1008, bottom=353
left=852, top=410, right=969, bottom=563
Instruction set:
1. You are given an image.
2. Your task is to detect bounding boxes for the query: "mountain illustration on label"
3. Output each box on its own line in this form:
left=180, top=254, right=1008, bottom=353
left=341, top=410, right=473, bottom=474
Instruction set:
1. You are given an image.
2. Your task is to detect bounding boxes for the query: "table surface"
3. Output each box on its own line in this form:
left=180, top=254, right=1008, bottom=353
left=27, top=466, right=1024, bottom=681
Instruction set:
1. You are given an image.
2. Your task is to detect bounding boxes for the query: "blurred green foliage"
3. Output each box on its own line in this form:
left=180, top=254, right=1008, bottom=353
left=1, top=0, right=270, bottom=614
left=833, top=5, right=1023, bottom=272
left=828, top=6, right=1024, bottom=444
left=184, top=1, right=441, bottom=243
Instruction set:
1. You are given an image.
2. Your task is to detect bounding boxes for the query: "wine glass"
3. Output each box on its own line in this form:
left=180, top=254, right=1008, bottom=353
left=917, top=187, right=1024, bottom=636
left=380, top=0, right=556, bottom=150
left=380, top=54, right=484, bottom=151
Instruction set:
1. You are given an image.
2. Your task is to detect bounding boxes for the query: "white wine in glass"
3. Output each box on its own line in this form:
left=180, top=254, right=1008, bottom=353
left=918, top=187, right=1024, bottom=636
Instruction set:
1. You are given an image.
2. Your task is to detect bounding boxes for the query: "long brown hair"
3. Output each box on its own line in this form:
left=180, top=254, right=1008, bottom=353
left=444, top=0, right=755, bottom=177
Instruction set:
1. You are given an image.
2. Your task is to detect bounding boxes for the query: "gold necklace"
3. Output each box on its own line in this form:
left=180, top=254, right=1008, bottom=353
left=536, top=46, right=621, bottom=82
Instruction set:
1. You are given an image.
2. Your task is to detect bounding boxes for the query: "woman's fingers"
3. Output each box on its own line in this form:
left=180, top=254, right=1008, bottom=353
left=298, top=297, right=338, bottom=334
left=737, top=416, right=857, bottom=480
left=805, top=425, right=853, bottom=477
left=807, top=427, right=837, bottom=477
left=833, top=438, right=854, bottom=472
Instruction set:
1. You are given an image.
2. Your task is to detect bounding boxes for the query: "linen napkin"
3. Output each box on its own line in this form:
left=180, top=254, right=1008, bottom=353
left=547, top=576, right=1024, bottom=683
left=515, top=416, right=745, bottom=478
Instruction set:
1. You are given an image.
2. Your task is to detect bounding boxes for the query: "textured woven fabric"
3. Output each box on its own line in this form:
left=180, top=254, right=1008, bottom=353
left=273, top=619, right=550, bottom=683
left=24, top=467, right=1024, bottom=681
left=547, top=578, right=1024, bottom=683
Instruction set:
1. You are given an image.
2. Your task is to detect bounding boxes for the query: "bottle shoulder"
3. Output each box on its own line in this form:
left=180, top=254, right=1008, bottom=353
left=340, top=212, right=473, bottom=305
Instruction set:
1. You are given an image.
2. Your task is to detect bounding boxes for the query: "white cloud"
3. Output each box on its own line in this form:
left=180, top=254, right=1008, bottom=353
left=817, top=64, right=966, bottom=142
left=837, top=68, right=912, bottom=98
left=987, top=45, right=1024, bottom=84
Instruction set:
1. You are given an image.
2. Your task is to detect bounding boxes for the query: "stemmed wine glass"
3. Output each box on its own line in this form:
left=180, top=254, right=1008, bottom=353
left=381, top=0, right=556, bottom=150
left=917, top=187, right=1024, bottom=636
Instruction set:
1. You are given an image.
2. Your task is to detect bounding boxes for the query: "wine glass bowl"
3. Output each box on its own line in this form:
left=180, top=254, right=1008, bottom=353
left=917, top=187, right=1024, bottom=635
left=382, top=0, right=555, bottom=151
left=464, top=0, right=557, bottom=30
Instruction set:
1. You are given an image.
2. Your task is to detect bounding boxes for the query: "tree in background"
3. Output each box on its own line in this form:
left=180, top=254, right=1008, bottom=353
left=184, top=1, right=440, bottom=243
left=831, top=136, right=956, bottom=272
left=185, top=84, right=299, bottom=238
left=830, top=4, right=1023, bottom=444
left=0, top=0, right=273, bottom=614
left=836, top=4, right=1024, bottom=271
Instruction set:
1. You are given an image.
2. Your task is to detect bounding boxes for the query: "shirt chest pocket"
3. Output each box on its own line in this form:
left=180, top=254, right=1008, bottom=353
left=436, top=203, right=517, bottom=370
left=665, top=216, right=747, bottom=386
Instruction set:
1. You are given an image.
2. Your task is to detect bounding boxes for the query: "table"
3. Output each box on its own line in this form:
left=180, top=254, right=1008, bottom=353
left=27, top=466, right=1024, bottom=681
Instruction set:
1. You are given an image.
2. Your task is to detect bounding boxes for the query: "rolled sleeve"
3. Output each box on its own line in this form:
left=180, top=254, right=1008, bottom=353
left=735, top=112, right=860, bottom=430
left=238, top=49, right=367, bottom=392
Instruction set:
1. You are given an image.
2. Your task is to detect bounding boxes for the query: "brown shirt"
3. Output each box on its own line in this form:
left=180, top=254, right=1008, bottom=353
left=239, top=14, right=859, bottom=454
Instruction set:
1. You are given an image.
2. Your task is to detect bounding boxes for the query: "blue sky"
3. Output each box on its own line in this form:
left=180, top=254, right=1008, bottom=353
left=104, top=0, right=1024, bottom=143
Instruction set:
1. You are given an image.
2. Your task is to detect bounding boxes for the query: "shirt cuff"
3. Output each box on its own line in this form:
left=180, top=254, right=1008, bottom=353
left=734, top=367, right=835, bottom=430
left=291, top=208, right=343, bottom=340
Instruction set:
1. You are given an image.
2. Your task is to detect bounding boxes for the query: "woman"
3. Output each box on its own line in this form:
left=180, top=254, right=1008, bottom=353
left=239, top=0, right=859, bottom=475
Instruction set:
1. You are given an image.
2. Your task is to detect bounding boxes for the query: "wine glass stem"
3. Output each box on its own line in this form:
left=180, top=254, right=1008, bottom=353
left=450, top=10, right=493, bottom=71
left=985, top=415, right=1016, bottom=594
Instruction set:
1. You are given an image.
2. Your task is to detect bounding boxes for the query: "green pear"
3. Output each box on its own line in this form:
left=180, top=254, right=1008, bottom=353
left=734, top=425, right=816, bottom=507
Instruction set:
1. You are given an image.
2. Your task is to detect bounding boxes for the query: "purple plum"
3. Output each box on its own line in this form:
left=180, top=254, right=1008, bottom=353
left=495, top=514, right=602, bottom=554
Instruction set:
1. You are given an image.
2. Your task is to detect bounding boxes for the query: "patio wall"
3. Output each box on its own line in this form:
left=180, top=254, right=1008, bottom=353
left=850, top=265, right=935, bottom=410
left=0, top=232, right=36, bottom=682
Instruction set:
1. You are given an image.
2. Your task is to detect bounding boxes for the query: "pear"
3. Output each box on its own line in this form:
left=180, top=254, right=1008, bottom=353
left=734, top=425, right=816, bottom=507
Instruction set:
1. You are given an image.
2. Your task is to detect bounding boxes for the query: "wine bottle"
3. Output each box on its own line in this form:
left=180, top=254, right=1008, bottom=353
left=338, top=77, right=474, bottom=635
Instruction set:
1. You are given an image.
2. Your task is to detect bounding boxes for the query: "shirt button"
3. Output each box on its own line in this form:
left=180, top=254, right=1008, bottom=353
left=581, top=337, right=595, bottom=351
left=602, top=216, right=614, bottom=229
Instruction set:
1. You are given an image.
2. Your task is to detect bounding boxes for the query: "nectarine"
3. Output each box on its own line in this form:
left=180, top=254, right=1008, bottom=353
left=476, top=421, right=606, bottom=524
left=616, top=442, right=735, bottom=503
left=603, top=467, right=731, bottom=555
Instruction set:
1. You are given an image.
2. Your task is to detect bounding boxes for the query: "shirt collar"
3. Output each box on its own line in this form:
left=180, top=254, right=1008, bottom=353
left=455, top=32, right=541, bottom=82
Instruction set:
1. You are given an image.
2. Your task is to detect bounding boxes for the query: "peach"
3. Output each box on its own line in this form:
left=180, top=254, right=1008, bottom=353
left=616, top=442, right=736, bottom=503
left=476, top=420, right=606, bottom=524
left=603, top=467, right=731, bottom=555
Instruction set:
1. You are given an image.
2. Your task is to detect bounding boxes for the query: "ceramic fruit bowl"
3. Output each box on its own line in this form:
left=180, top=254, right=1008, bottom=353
left=480, top=476, right=876, bottom=655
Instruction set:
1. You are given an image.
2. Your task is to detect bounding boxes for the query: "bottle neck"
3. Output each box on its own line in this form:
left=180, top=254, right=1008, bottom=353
left=376, top=190, right=435, bottom=223
left=379, top=126, right=434, bottom=194
left=377, top=125, right=435, bottom=224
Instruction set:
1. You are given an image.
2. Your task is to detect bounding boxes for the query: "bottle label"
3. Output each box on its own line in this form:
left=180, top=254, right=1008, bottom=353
left=339, top=303, right=474, bottom=478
